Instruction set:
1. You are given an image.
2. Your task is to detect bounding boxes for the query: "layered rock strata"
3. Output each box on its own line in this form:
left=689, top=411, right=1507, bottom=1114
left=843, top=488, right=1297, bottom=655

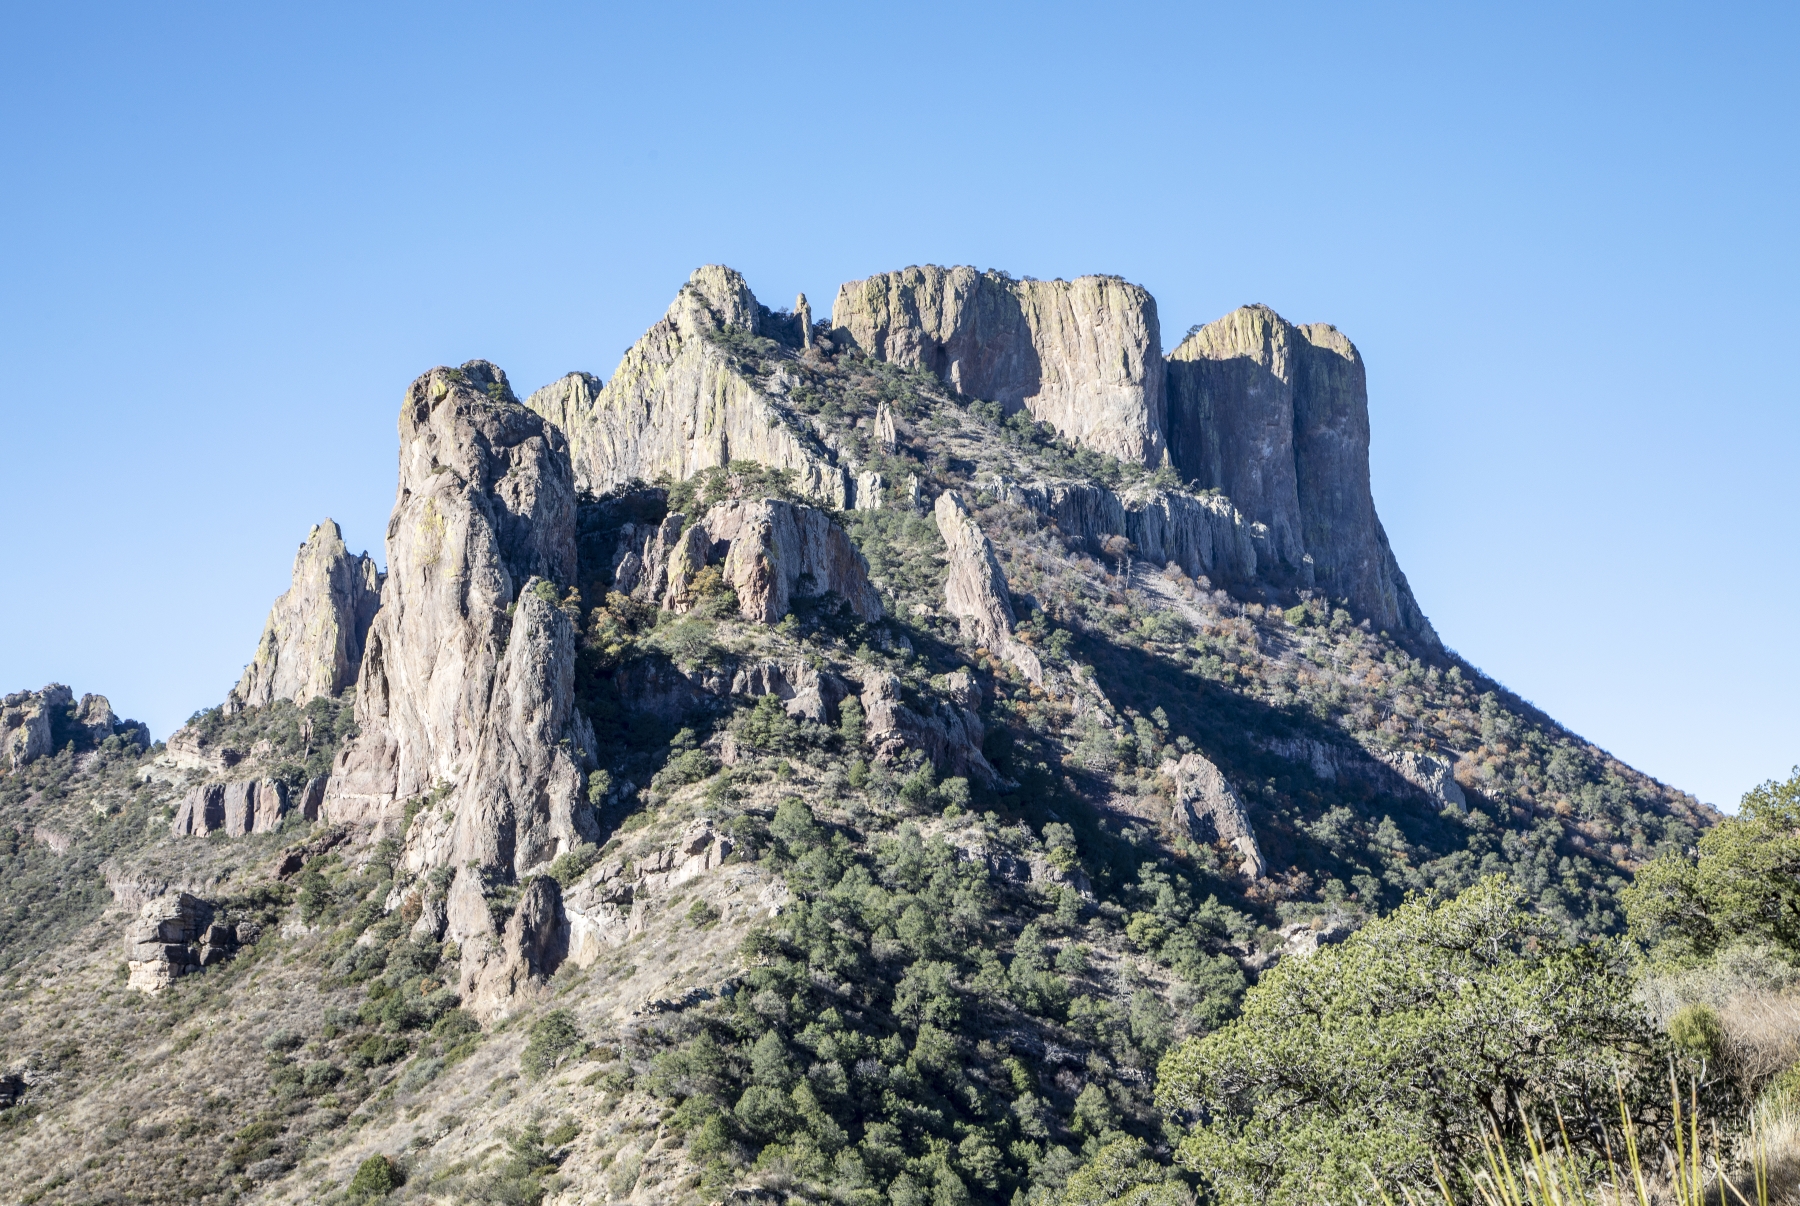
left=123, top=892, right=241, bottom=994
left=1162, top=752, right=1266, bottom=879
left=1166, top=306, right=1432, bottom=638
left=832, top=266, right=1167, bottom=466
left=324, top=361, right=598, bottom=887
left=933, top=491, right=1042, bottom=684
left=230, top=519, right=383, bottom=710
left=526, top=267, right=850, bottom=507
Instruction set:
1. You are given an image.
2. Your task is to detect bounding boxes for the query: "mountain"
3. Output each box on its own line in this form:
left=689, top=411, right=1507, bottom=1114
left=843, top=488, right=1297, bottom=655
left=0, top=265, right=1711, bottom=1206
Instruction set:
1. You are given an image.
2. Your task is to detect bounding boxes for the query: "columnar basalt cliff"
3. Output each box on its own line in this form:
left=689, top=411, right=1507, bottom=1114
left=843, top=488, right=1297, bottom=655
left=526, top=266, right=850, bottom=507
left=832, top=265, right=1168, bottom=466
left=229, top=519, right=382, bottom=710
left=325, top=361, right=596, bottom=883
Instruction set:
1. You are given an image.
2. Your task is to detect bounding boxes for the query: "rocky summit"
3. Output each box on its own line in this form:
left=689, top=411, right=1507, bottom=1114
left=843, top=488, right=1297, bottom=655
left=0, top=265, right=1713, bottom=1206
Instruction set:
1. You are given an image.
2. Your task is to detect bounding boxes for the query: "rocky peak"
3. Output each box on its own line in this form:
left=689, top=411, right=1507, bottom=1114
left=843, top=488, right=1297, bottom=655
left=230, top=519, right=383, bottom=711
left=1, top=685, right=71, bottom=770
left=325, top=361, right=593, bottom=886
left=525, top=267, right=850, bottom=507
left=832, top=265, right=1168, bottom=467
left=1166, top=306, right=1433, bottom=638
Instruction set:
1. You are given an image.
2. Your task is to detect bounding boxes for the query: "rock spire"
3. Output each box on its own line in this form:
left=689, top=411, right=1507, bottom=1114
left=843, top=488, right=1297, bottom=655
left=230, top=519, right=382, bottom=711
left=324, top=361, right=597, bottom=882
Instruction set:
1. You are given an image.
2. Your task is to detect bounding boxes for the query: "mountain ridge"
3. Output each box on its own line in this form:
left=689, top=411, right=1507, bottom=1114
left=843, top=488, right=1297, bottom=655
left=0, top=263, right=1711, bottom=1206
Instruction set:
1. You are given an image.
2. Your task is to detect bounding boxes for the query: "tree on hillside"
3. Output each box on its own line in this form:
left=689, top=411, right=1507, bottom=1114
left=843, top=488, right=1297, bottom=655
left=1623, top=768, right=1800, bottom=961
left=1154, top=877, right=1663, bottom=1206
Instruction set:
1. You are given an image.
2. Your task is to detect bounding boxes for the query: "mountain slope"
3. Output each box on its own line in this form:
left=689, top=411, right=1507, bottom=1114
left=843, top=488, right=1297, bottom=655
left=0, top=265, right=1710, bottom=1206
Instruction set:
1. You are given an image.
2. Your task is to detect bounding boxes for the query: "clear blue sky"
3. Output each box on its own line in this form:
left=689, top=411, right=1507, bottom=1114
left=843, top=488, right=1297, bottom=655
left=2, top=3, right=1794, bottom=811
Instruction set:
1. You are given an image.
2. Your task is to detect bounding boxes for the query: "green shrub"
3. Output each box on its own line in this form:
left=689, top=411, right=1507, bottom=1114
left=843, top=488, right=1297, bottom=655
left=1667, top=1002, right=1727, bottom=1066
left=347, top=1153, right=402, bottom=1199
left=520, top=1010, right=586, bottom=1079
left=1155, top=877, right=1669, bottom=1206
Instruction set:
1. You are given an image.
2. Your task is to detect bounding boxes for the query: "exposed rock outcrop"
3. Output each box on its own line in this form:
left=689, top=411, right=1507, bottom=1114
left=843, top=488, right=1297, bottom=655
left=526, top=267, right=850, bottom=506
left=859, top=669, right=996, bottom=784
left=1162, top=752, right=1265, bottom=879
left=325, top=362, right=596, bottom=884
left=230, top=519, right=383, bottom=710
left=932, top=492, right=1042, bottom=684
left=833, top=266, right=1167, bottom=466
left=564, top=820, right=735, bottom=966
left=729, top=658, right=849, bottom=724
left=1259, top=735, right=1467, bottom=813
left=2, top=685, right=68, bottom=770
left=169, top=778, right=292, bottom=837
left=681, top=498, right=882, bottom=623
left=1373, top=749, right=1468, bottom=812
left=993, top=478, right=1260, bottom=586
left=1166, top=306, right=1433, bottom=638
left=123, top=892, right=239, bottom=993
left=455, top=873, right=569, bottom=1023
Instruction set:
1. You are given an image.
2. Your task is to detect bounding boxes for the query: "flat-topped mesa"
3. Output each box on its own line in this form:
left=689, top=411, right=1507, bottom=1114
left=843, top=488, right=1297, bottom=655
left=229, top=519, right=382, bottom=711
left=525, top=266, right=850, bottom=507
left=1166, top=305, right=1434, bottom=639
left=325, top=360, right=598, bottom=881
left=832, top=266, right=1168, bottom=467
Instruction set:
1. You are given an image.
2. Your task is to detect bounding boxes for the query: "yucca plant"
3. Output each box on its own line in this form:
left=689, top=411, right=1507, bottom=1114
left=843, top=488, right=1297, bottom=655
left=1370, top=1075, right=1778, bottom=1206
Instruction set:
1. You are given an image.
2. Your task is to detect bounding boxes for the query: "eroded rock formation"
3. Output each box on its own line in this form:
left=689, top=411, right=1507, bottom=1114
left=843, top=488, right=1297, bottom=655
left=169, top=779, right=294, bottom=837
left=1162, top=752, right=1266, bottom=879
left=833, top=266, right=1167, bottom=466
left=230, top=519, right=383, bottom=710
left=1166, top=305, right=1432, bottom=638
left=933, top=491, right=1042, bottom=684
left=526, top=267, right=849, bottom=506
left=325, top=362, right=596, bottom=885
left=123, top=892, right=241, bottom=994
left=2, top=686, right=69, bottom=770
left=859, top=668, right=996, bottom=785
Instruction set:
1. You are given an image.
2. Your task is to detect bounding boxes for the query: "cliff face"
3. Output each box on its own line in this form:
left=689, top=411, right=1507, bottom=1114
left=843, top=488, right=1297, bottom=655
left=832, top=265, right=1167, bottom=466
left=325, top=361, right=595, bottom=881
left=1167, top=305, right=1433, bottom=638
left=230, top=519, right=382, bottom=710
left=526, top=266, right=849, bottom=507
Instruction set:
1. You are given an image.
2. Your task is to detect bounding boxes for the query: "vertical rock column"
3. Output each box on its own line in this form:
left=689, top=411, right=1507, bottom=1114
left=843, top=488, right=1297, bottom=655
left=325, top=360, right=596, bottom=882
left=231, top=519, right=383, bottom=710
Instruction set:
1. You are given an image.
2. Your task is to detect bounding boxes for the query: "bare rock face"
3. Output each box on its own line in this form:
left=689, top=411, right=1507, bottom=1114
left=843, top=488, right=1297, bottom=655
left=730, top=659, right=849, bottom=724
left=2, top=685, right=71, bottom=770
left=124, top=892, right=213, bottom=994
left=1166, top=306, right=1433, bottom=639
left=456, top=873, right=569, bottom=1023
left=932, top=492, right=1042, bottom=684
left=859, top=670, right=997, bottom=784
left=525, top=266, right=849, bottom=506
left=686, top=499, right=882, bottom=623
left=231, top=519, right=383, bottom=710
left=995, top=479, right=1260, bottom=587
left=832, top=265, right=1167, bottom=466
left=1374, top=749, right=1468, bottom=812
left=325, top=361, right=596, bottom=885
left=169, top=779, right=291, bottom=837
left=1162, top=752, right=1266, bottom=879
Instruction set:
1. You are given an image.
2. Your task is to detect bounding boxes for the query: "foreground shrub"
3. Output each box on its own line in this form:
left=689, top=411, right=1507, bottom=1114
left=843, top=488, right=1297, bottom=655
left=1155, top=877, right=1669, bottom=1206
left=348, top=1153, right=402, bottom=1199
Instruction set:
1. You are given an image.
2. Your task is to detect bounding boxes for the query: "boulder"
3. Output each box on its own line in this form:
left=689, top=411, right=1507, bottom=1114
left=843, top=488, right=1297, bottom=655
left=525, top=266, right=849, bottom=506
left=729, top=659, right=849, bottom=724
left=230, top=519, right=383, bottom=710
left=124, top=892, right=212, bottom=994
left=832, top=265, right=1167, bottom=466
left=325, top=362, right=598, bottom=883
left=932, top=492, right=1042, bottom=684
left=1161, top=752, right=1266, bottom=879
